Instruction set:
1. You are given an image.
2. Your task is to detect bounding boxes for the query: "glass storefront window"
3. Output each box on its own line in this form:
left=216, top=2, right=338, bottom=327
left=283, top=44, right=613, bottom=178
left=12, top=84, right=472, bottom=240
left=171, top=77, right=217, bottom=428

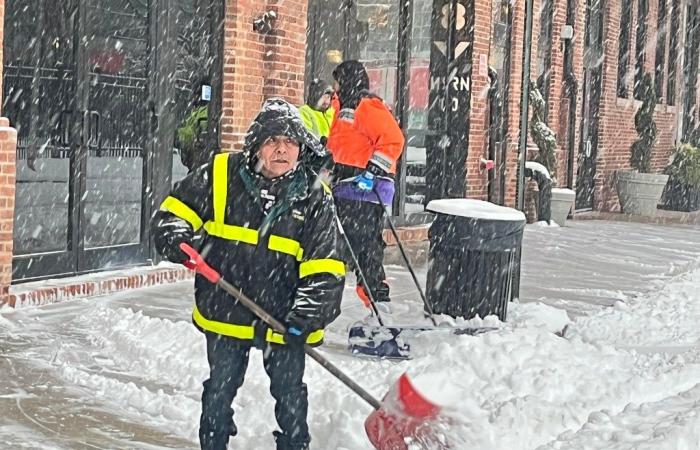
left=83, top=0, right=148, bottom=249
left=306, top=1, right=479, bottom=219
left=307, top=0, right=422, bottom=217
left=3, top=0, right=73, bottom=255
left=403, top=0, right=433, bottom=215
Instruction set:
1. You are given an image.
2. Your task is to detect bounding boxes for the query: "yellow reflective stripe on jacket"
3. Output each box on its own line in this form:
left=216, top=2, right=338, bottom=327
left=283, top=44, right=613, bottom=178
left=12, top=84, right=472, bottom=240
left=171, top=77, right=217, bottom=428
left=266, top=328, right=324, bottom=345
left=193, top=306, right=255, bottom=339
left=213, top=153, right=230, bottom=224
left=203, top=221, right=259, bottom=245
left=299, top=105, right=335, bottom=138
left=320, top=181, right=332, bottom=195
left=299, top=258, right=345, bottom=278
left=268, top=235, right=304, bottom=261
left=193, top=306, right=324, bottom=344
left=160, top=196, right=204, bottom=231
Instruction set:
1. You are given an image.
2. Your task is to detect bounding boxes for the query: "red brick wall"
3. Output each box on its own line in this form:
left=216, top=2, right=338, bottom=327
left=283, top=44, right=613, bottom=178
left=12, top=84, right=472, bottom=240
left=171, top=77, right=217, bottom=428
left=494, top=0, right=680, bottom=212
left=594, top=0, right=678, bottom=211
left=465, top=0, right=492, bottom=200
left=220, top=0, right=308, bottom=151
left=499, top=0, right=534, bottom=208
left=0, top=0, right=3, bottom=96
left=0, top=0, right=15, bottom=303
left=0, top=118, right=16, bottom=304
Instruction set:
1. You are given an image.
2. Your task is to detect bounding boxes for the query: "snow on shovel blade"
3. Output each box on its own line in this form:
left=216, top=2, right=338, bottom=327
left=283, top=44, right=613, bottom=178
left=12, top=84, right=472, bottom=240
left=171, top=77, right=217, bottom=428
left=365, top=373, right=443, bottom=450
left=349, top=324, right=411, bottom=359
left=349, top=324, right=498, bottom=359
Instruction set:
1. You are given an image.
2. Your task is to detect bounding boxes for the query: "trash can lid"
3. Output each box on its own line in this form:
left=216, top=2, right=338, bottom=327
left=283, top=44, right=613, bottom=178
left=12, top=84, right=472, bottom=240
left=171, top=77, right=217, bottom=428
left=426, top=199, right=526, bottom=222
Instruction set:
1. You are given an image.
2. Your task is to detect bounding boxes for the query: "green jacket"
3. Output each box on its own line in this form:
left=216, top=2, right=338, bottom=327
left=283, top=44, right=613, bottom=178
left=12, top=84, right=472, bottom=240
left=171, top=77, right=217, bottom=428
left=299, top=104, right=334, bottom=138
left=177, top=105, right=209, bottom=170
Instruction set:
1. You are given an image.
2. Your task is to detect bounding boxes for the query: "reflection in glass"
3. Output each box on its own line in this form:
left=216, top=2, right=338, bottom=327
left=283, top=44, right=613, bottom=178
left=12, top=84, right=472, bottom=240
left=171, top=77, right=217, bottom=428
left=3, top=0, right=73, bottom=255
left=83, top=0, right=147, bottom=248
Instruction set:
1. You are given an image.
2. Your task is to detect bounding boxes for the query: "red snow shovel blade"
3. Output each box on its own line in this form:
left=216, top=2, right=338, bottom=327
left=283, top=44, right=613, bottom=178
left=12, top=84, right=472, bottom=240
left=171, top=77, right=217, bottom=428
left=365, top=373, right=441, bottom=450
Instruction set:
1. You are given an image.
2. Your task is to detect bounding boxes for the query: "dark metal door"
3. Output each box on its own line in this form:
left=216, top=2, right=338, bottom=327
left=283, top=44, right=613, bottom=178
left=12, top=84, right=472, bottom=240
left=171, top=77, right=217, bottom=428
left=425, top=0, right=475, bottom=203
left=75, top=0, right=152, bottom=272
left=3, top=0, right=154, bottom=279
left=575, top=0, right=603, bottom=210
left=4, top=0, right=221, bottom=281
left=4, top=0, right=80, bottom=279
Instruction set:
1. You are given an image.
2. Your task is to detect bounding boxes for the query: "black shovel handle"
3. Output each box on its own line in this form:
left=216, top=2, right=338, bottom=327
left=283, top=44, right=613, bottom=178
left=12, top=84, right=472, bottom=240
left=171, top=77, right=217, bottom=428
left=180, top=243, right=382, bottom=411
left=334, top=213, right=386, bottom=326
left=373, top=189, right=437, bottom=326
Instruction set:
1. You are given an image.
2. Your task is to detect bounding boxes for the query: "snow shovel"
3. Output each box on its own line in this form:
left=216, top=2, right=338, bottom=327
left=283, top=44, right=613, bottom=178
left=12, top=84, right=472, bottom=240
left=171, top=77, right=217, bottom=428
left=178, top=243, right=442, bottom=450
left=347, top=189, right=499, bottom=359
left=335, top=212, right=415, bottom=358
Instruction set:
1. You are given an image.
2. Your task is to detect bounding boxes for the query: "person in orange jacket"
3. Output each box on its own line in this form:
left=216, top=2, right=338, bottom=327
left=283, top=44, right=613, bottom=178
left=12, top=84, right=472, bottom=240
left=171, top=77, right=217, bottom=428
left=326, top=60, right=405, bottom=306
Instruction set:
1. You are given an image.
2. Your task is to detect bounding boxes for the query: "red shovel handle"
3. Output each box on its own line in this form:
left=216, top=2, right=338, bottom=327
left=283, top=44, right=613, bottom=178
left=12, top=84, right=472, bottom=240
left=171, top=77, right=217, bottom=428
left=180, top=243, right=221, bottom=283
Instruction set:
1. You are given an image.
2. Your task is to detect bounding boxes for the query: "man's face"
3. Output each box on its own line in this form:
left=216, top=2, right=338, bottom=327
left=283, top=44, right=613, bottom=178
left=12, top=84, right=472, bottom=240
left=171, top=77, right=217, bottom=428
left=257, top=135, right=300, bottom=178
left=315, top=93, right=332, bottom=111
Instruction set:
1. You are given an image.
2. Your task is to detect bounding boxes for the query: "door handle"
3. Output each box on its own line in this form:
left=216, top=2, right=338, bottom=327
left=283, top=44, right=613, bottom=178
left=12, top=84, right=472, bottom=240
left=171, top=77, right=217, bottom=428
left=60, top=110, right=71, bottom=146
left=149, top=101, right=158, bottom=132
left=89, top=110, right=100, bottom=149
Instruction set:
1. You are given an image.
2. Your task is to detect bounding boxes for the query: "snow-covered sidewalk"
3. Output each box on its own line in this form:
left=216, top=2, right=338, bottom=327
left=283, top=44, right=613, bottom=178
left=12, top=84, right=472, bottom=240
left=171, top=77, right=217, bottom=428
left=2, top=220, right=700, bottom=449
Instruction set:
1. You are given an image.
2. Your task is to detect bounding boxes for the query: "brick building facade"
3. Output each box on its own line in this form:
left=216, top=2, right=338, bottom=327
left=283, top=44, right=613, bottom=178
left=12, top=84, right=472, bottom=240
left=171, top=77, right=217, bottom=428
left=0, top=0, right=696, bottom=291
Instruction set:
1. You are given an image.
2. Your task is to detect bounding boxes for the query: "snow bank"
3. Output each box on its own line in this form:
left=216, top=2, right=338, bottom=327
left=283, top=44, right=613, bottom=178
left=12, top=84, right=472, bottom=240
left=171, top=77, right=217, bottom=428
left=427, top=199, right=526, bottom=222
left=568, top=268, right=700, bottom=349
left=13, top=264, right=700, bottom=449
left=0, top=307, right=15, bottom=329
left=538, top=383, right=700, bottom=449
left=526, top=161, right=551, bottom=180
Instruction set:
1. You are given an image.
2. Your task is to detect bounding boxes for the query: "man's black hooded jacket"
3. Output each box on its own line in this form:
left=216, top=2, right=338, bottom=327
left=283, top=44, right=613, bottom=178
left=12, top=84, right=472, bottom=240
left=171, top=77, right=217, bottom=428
left=151, top=99, right=344, bottom=346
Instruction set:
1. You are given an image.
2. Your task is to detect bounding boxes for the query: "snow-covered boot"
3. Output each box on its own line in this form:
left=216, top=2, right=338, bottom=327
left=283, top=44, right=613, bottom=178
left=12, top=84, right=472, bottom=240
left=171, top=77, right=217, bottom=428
left=273, top=431, right=310, bottom=450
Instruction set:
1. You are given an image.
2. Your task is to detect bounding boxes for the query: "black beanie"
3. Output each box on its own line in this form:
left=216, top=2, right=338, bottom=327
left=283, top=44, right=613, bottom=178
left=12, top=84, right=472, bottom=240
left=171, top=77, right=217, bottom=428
left=332, top=60, right=370, bottom=110
left=243, top=98, right=329, bottom=169
left=306, top=78, right=334, bottom=110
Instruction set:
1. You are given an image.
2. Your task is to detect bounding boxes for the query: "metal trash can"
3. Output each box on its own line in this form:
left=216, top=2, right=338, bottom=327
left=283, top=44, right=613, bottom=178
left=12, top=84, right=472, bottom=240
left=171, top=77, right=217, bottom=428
left=425, top=199, right=526, bottom=321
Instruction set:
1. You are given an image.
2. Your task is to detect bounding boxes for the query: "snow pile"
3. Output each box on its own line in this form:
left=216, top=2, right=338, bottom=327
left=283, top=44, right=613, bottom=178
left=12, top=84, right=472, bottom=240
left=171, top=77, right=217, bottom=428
left=0, top=311, right=15, bottom=329
left=5, top=255, right=700, bottom=448
left=426, top=198, right=526, bottom=222
left=533, top=220, right=560, bottom=227
left=538, top=383, right=700, bottom=449
left=568, top=268, right=700, bottom=349
left=526, top=161, right=551, bottom=180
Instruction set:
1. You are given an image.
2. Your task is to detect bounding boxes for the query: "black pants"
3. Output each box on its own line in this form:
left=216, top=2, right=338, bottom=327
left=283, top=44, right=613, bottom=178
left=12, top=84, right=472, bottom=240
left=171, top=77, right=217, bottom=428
left=199, top=333, right=309, bottom=450
left=334, top=197, right=390, bottom=302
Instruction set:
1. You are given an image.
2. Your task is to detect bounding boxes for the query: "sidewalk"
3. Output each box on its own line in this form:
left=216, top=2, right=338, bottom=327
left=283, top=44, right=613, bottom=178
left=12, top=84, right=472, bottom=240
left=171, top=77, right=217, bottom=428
left=2, top=219, right=700, bottom=448
left=520, top=219, right=700, bottom=315
left=575, top=208, right=700, bottom=226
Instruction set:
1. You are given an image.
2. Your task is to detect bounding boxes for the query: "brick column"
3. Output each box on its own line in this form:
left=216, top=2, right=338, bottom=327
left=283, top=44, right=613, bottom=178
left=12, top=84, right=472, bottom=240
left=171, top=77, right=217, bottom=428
left=0, top=0, right=15, bottom=305
left=0, top=119, right=16, bottom=305
left=465, top=0, right=493, bottom=201
left=219, top=0, right=308, bottom=151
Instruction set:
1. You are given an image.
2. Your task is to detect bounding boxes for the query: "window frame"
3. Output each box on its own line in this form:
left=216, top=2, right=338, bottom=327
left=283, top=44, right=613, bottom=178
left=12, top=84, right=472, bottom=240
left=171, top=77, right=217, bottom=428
left=634, top=0, right=649, bottom=100
left=667, top=0, right=680, bottom=106
left=617, top=0, right=634, bottom=98
left=654, top=0, right=667, bottom=101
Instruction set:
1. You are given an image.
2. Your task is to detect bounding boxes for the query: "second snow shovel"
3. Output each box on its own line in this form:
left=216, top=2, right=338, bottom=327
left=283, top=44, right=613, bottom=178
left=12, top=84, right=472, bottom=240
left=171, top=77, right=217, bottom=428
left=348, top=188, right=498, bottom=358
left=179, top=243, right=442, bottom=450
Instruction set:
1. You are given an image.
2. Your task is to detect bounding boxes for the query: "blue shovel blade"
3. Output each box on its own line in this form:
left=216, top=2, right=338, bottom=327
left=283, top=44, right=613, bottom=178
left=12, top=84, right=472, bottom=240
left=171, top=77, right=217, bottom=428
left=348, top=324, right=499, bottom=359
left=348, top=325, right=411, bottom=359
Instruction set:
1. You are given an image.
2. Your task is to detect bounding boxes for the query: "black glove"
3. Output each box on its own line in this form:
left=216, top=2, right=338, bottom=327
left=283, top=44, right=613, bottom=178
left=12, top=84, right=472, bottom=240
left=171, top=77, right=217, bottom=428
left=365, top=161, right=388, bottom=177
left=284, top=317, right=309, bottom=349
left=153, top=215, right=194, bottom=264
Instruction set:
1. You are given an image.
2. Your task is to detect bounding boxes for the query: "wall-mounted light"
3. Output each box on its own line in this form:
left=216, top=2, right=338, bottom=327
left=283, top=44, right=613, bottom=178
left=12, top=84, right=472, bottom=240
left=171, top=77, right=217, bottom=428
left=253, top=10, right=277, bottom=34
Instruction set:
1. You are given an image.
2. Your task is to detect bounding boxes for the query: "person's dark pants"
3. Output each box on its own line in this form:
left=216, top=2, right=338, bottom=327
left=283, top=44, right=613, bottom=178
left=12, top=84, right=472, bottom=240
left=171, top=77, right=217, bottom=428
left=199, top=333, right=310, bottom=450
left=334, top=197, right=391, bottom=302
